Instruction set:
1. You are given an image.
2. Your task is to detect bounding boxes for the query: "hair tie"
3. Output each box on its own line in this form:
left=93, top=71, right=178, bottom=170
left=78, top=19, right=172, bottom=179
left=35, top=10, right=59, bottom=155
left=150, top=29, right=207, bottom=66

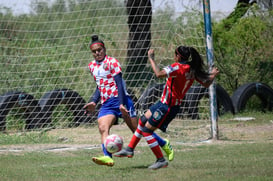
left=89, top=35, right=105, bottom=49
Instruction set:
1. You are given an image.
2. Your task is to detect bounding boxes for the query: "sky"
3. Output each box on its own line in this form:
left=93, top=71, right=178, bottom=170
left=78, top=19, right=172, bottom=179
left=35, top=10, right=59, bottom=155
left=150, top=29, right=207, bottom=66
left=0, top=0, right=238, bottom=17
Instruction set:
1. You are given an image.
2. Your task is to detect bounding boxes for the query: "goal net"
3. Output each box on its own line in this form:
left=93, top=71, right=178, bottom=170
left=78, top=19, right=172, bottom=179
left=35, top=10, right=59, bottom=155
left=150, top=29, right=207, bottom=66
left=0, top=0, right=213, bottom=142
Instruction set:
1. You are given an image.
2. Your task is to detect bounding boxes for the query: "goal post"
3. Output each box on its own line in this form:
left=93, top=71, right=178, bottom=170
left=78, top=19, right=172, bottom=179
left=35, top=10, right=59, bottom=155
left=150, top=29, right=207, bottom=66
left=203, top=0, right=219, bottom=140
left=0, top=0, right=218, bottom=142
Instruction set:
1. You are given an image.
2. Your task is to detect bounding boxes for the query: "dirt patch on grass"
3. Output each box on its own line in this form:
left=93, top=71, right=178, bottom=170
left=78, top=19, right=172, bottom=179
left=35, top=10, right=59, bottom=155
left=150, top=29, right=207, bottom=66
left=219, top=122, right=273, bottom=141
left=0, top=118, right=272, bottom=154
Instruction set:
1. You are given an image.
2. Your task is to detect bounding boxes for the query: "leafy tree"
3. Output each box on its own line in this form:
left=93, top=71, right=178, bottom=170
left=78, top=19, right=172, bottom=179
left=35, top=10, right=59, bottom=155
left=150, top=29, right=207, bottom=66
left=213, top=1, right=273, bottom=93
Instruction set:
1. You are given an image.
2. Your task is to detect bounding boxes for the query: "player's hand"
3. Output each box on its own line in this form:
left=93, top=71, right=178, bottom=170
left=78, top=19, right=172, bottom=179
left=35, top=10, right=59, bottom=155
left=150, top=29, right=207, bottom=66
left=211, top=67, right=220, bottom=77
left=83, top=102, right=96, bottom=115
left=148, top=49, right=155, bottom=60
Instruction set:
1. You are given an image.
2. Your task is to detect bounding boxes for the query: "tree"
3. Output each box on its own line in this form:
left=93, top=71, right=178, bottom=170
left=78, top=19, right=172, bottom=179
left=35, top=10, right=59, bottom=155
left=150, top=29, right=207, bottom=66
left=213, top=0, right=273, bottom=92
left=125, top=0, right=152, bottom=87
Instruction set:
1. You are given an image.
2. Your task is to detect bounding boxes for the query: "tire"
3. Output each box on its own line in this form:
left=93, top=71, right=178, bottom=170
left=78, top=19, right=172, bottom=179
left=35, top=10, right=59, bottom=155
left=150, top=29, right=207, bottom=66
left=0, top=91, right=41, bottom=131
left=137, top=83, right=164, bottom=113
left=183, top=84, right=234, bottom=118
left=215, top=84, right=235, bottom=115
left=231, top=82, right=273, bottom=113
left=38, top=89, right=91, bottom=128
left=178, top=85, right=207, bottom=119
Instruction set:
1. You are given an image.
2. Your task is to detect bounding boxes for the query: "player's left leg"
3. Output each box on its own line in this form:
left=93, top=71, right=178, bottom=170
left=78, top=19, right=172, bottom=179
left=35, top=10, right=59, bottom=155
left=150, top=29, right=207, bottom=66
left=113, top=117, right=144, bottom=158
left=142, top=126, right=168, bottom=169
left=114, top=114, right=162, bottom=158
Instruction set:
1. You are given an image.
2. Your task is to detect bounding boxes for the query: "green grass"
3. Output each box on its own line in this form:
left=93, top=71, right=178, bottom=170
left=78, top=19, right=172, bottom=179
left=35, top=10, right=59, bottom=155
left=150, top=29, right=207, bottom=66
left=0, top=131, right=60, bottom=145
left=0, top=112, right=272, bottom=180
left=0, top=143, right=272, bottom=181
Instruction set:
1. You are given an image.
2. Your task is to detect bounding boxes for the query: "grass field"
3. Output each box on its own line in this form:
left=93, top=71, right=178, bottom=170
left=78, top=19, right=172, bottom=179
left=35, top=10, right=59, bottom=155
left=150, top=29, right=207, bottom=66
left=0, top=112, right=272, bottom=181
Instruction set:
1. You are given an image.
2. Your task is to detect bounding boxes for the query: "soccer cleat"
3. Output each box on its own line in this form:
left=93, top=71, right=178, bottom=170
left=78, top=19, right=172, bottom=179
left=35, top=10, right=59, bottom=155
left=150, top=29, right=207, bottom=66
left=162, top=139, right=174, bottom=161
left=148, top=158, right=168, bottom=170
left=113, top=148, right=134, bottom=158
left=92, top=156, right=114, bottom=167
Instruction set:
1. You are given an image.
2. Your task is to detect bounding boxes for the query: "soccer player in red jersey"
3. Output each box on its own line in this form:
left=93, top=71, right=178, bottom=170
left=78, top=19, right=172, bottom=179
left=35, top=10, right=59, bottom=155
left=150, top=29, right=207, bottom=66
left=84, top=35, right=173, bottom=167
left=114, top=46, right=219, bottom=169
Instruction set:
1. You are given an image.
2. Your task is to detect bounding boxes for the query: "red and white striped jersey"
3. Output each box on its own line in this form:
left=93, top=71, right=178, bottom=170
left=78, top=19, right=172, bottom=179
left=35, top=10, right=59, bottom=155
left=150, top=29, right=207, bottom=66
left=88, top=55, right=122, bottom=104
left=161, top=62, right=202, bottom=106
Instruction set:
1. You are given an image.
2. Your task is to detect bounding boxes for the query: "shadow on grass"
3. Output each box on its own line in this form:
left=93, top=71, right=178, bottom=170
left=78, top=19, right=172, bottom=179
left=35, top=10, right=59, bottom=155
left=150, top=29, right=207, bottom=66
left=118, top=164, right=148, bottom=170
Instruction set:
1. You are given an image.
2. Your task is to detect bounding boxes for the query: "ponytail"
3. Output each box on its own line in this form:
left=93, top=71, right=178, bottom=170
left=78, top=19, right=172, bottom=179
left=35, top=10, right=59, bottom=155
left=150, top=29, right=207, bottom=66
left=188, top=47, right=210, bottom=80
left=176, top=45, right=210, bottom=80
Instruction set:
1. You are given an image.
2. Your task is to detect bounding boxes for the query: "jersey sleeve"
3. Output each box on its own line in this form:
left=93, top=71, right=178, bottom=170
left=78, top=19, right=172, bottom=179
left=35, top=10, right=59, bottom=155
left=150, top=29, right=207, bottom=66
left=114, top=73, right=126, bottom=105
left=110, top=58, right=122, bottom=77
left=163, top=64, right=179, bottom=77
left=91, top=86, right=101, bottom=104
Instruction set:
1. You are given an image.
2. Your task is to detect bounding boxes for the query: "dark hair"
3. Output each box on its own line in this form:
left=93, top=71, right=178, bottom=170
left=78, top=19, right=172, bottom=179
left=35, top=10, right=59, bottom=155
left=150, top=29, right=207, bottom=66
left=176, top=46, right=190, bottom=60
left=176, top=46, right=210, bottom=80
left=89, top=35, right=105, bottom=49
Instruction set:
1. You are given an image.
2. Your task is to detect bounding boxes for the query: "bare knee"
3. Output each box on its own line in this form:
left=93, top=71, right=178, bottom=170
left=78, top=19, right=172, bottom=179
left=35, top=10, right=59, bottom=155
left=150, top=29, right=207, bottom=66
left=98, top=123, right=109, bottom=135
left=97, top=115, right=116, bottom=137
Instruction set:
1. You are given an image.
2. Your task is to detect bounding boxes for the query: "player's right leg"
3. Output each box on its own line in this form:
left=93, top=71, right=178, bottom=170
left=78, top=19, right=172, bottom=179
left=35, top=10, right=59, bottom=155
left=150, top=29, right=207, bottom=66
left=92, top=110, right=116, bottom=167
left=92, top=155, right=114, bottom=167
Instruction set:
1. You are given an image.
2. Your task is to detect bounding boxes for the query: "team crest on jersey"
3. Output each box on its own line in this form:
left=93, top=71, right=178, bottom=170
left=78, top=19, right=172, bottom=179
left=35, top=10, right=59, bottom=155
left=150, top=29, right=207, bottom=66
left=153, top=110, right=162, bottom=120
left=103, top=63, right=108, bottom=70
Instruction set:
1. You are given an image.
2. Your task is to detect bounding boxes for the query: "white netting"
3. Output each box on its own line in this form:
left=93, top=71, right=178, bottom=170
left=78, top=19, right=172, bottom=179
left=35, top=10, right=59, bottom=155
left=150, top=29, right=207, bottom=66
left=0, top=0, right=212, bottom=139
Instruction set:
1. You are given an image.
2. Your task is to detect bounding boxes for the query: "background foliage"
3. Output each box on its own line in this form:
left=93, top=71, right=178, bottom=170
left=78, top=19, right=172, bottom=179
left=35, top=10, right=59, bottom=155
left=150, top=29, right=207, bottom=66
left=1, top=1, right=272, bottom=97
left=213, top=4, right=273, bottom=93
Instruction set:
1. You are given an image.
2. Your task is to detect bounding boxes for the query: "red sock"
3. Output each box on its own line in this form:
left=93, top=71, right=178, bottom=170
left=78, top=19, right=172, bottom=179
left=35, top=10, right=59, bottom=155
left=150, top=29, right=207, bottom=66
left=142, top=131, right=164, bottom=159
left=128, top=119, right=144, bottom=149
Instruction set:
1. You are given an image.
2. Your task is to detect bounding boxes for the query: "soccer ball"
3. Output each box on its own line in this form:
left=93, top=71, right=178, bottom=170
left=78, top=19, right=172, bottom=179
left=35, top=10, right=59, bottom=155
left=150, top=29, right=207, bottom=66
left=104, top=134, right=123, bottom=153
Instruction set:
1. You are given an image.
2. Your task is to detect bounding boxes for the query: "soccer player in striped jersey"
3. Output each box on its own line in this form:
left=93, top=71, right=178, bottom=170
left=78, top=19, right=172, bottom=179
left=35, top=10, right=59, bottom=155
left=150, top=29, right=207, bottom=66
left=114, top=46, right=219, bottom=169
left=84, top=35, right=173, bottom=167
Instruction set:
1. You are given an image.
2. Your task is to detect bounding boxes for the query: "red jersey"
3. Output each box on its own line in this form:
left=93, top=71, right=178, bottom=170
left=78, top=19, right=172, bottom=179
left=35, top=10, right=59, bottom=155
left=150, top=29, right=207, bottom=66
left=161, top=62, right=203, bottom=106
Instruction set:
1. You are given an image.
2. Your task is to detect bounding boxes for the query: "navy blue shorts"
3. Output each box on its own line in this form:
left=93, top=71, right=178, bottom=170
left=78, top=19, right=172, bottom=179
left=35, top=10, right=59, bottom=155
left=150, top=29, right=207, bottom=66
left=148, top=101, right=180, bottom=132
left=98, top=96, right=137, bottom=120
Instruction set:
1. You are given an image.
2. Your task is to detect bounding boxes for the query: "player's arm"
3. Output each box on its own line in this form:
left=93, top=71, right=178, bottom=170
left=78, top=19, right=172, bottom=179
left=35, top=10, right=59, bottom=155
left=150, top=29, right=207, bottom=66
left=83, top=86, right=100, bottom=114
left=196, top=67, right=219, bottom=88
left=148, top=49, right=167, bottom=78
left=114, top=72, right=126, bottom=106
left=91, top=86, right=101, bottom=104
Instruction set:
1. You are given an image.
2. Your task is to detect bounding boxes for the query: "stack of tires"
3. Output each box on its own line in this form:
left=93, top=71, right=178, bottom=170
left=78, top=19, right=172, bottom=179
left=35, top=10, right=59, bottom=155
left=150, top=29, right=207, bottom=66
left=0, top=82, right=272, bottom=132
left=0, top=89, right=95, bottom=131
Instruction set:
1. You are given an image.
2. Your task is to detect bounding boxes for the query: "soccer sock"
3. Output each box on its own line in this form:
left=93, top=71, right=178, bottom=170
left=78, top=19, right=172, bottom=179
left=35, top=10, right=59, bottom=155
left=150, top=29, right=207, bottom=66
left=102, top=144, right=112, bottom=158
left=152, top=132, right=166, bottom=147
left=127, top=119, right=143, bottom=149
left=142, top=131, right=164, bottom=159
left=139, top=115, right=166, bottom=147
